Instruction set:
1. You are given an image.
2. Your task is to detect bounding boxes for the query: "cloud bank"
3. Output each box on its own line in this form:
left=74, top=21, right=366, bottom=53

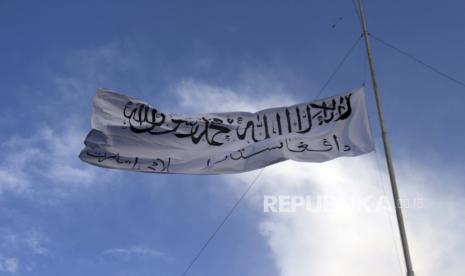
left=175, top=77, right=465, bottom=276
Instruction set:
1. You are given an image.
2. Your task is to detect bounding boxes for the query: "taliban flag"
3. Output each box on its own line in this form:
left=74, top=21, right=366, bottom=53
left=79, top=87, right=374, bottom=174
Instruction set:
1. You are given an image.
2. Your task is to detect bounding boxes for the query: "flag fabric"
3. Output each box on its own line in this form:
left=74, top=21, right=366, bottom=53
left=79, top=87, right=374, bottom=174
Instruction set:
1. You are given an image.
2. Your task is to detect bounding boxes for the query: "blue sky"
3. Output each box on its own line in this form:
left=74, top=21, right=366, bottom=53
left=1, top=0, right=464, bottom=275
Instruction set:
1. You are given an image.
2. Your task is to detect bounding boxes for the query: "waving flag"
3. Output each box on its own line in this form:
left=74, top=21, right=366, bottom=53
left=79, top=88, right=374, bottom=174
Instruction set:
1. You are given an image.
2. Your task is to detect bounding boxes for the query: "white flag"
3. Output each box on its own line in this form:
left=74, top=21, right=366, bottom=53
left=79, top=88, right=374, bottom=174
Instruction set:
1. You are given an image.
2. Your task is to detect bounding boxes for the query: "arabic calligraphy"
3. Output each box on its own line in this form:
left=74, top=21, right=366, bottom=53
left=85, top=150, right=171, bottom=173
left=122, top=93, right=352, bottom=147
left=79, top=88, right=374, bottom=174
left=206, top=134, right=352, bottom=168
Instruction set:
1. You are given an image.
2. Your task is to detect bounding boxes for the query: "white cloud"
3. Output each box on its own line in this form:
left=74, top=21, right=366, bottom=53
left=0, top=124, right=99, bottom=196
left=0, top=170, right=26, bottom=195
left=173, top=78, right=296, bottom=114
left=37, top=126, right=98, bottom=185
left=0, top=227, right=50, bottom=275
left=175, top=77, right=465, bottom=276
left=101, top=247, right=165, bottom=260
left=24, top=231, right=49, bottom=256
left=0, top=257, right=18, bottom=273
left=0, top=228, right=50, bottom=262
left=250, top=157, right=465, bottom=276
left=231, top=157, right=404, bottom=276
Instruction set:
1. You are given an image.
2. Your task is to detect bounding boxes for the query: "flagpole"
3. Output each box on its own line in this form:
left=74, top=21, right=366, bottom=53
left=357, top=1, right=415, bottom=275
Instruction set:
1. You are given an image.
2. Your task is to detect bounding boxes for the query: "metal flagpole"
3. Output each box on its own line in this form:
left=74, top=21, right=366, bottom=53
left=357, top=0, right=415, bottom=275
